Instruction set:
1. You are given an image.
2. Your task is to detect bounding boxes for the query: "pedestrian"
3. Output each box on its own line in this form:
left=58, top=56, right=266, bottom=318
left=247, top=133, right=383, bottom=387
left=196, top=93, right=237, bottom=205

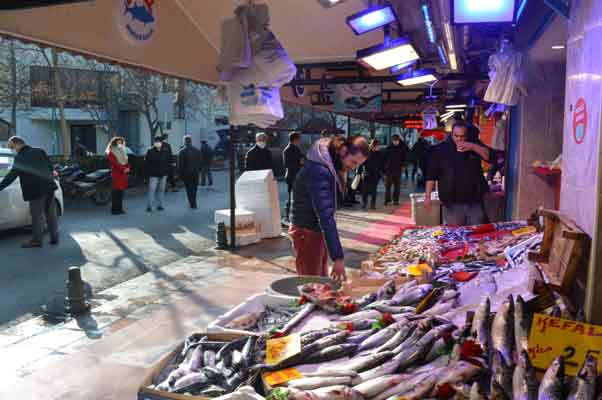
left=200, top=140, right=214, bottom=188
left=383, top=134, right=407, bottom=206
left=282, top=132, right=304, bottom=221
left=359, top=139, right=385, bottom=210
left=0, top=136, right=59, bottom=248
left=178, top=135, right=201, bottom=209
left=106, top=136, right=131, bottom=215
left=245, top=132, right=273, bottom=172
left=145, top=136, right=171, bottom=212
left=425, top=121, right=493, bottom=226
left=161, top=134, right=178, bottom=192
left=407, top=137, right=428, bottom=182
left=289, top=135, right=369, bottom=280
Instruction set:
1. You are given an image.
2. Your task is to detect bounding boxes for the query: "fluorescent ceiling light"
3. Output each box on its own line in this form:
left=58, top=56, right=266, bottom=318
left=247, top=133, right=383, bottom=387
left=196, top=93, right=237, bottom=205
left=446, top=104, right=467, bottom=109
left=441, top=111, right=456, bottom=119
left=452, top=0, right=517, bottom=24
left=444, top=22, right=458, bottom=71
left=422, top=4, right=437, bottom=44
left=357, top=38, right=420, bottom=71
left=396, top=68, right=437, bottom=86
left=449, top=52, right=458, bottom=71
left=390, top=60, right=418, bottom=74
left=552, top=45, right=565, bottom=50
left=347, top=5, right=398, bottom=35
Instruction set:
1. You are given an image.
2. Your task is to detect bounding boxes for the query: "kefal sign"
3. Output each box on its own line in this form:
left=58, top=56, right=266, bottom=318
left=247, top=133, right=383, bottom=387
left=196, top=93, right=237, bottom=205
left=573, top=97, right=587, bottom=144
left=118, top=0, right=157, bottom=45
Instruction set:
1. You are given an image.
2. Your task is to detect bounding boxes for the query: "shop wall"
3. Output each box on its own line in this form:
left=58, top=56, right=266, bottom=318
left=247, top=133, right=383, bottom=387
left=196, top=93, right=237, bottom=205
left=511, top=62, right=565, bottom=219
left=560, top=0, right=602, bottom=237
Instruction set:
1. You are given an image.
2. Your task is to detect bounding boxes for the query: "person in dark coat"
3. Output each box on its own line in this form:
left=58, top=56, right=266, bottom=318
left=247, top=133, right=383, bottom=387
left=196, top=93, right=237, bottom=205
left=106, top=136, right=131, bottom=215
left=282, top=132, right=304, bottom=221
left=145, top=136, right=172, bottom=212
left=245, top=132, right=273, bottom=172
left=0, top=136, right=59, bottom=248
left=359, top=139, right=385, bottom=210
left=290, top=136, right=369, bottom=281
left=406, top=137, right=428, bottom=182
left=200, top=140, right=214, bottom=187
left=384, top=134, right=407, bottom=205
left=178, top=135, right=202, bottom=209
left=161, top=135, right=178, bottom=192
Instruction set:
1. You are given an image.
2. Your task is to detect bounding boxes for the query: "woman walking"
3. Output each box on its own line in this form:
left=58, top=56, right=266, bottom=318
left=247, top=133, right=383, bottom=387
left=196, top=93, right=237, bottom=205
left=360, top=139, right=385, bottom=210
left=106, top=136, right=130, bottom=215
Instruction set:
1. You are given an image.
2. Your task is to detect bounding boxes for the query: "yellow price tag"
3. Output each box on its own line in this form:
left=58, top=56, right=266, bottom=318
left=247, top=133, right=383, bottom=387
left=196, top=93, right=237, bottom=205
left=264, top=368, right=303, bottom=386
left=432, top=230, right=444, bottom=238
left=528, top=313, right=602, bottom=376
left=512, top=226, right=537, bottom=237
left=407, top=263, right=433, bottom=277
left=266, top=333, right=301, bottom=366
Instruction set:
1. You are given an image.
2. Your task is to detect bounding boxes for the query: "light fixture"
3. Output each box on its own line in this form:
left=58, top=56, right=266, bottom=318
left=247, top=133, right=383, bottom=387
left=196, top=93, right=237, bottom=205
left=421, top=4, right=437, bottom=44
left=552, top=45, right=565, bottom=50
left=440, top=111, right=456, bottom=119
left=446, top=104, right=467, bottom=109
left=390, top=60, right=418, bottom=74
left=517, top=0, right=528, bottom=20
left=444, top=22, right=458, bottom=71
left=437, top=44, right=448, bottom=66
left=441, top=111, right=460, bottom=122
left=357, top=37, right=420, bottom=71
left=346, top=4, right=398, bottom=35
left=452, top=0, right=518, bottom=24
left=317, top=0, right=347, bottom=9
left=396, top=68, right=437, bottom=86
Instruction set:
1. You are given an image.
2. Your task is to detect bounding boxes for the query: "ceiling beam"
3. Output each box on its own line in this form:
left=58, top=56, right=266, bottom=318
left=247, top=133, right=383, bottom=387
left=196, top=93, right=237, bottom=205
left=0, top=0, right=91, bottom=10
left=287, top=73, right=488, bottom=86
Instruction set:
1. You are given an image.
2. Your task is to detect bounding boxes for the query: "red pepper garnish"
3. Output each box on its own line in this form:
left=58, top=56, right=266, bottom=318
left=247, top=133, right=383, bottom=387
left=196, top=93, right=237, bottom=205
left=435, top=383, right=456, bottom=399
left=460, top=340, right=484, bottom=360
left=270, top=331, right=285, bottom=339
left=382, top=313, right=395, bottom=325
left=344, top=322, right=354, bottom=332
left=298, top=295, right=308, bottom=306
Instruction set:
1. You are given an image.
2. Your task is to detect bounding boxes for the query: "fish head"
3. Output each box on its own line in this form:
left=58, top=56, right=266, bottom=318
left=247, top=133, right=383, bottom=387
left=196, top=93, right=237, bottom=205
left=579, top=354, right=598, bottom=381
left=506, top=295, right=515, bottom=314
left=518, top=350, right=533, bottom=369
left=549, top=356, right=565, bottom=382
left=490, top=380, right=510, bottom=400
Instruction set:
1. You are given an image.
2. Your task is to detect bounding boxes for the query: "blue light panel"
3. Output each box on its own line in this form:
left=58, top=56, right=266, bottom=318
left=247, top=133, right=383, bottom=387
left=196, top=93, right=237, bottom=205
left=453, top=0, right=516, bottom=24
left=347, top=5, right=397, bottom=35
left=390, top=60, right=418, bottom=74
left=422, top=4, right=437, bottom=44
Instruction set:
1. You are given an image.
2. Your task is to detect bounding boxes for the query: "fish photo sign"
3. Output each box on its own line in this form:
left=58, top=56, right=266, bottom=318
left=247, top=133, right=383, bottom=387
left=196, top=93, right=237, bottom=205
left=118, top=0, right=157, bottom=45
left=528, top=313, right=602, bottom=376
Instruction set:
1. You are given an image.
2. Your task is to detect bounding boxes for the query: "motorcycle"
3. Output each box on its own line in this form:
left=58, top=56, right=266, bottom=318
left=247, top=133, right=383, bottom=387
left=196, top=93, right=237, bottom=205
left=55, top=165, right=112, bottom=206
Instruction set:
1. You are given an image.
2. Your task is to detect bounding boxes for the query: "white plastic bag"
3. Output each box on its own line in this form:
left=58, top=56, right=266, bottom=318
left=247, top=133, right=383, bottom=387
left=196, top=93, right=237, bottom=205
left=227, top=84, right=283, bottom=128
left=219, top=16, right=252, bottom=77
left=253, top=32, right=297, bottom=88
left=484, top=47, right=524, bottom=106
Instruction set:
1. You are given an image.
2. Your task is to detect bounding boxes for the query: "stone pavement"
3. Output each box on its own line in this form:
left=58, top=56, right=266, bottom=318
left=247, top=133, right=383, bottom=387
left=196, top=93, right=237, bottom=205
left=0, top=193, right=414, bottom=399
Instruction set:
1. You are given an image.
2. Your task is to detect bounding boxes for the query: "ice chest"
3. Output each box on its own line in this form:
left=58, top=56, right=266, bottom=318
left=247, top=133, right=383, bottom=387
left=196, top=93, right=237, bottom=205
left=410, top=192, right=441, bottom=226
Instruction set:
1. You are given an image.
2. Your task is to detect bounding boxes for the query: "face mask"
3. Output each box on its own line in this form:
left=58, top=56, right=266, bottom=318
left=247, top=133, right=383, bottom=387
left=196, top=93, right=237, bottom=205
left=154, top=142, right=162, bottom=149
left=393, top=141, right=400, bottom=146
left=118, top=144, right=125, bottom=150
left=257, top=142, right=266, bottom=149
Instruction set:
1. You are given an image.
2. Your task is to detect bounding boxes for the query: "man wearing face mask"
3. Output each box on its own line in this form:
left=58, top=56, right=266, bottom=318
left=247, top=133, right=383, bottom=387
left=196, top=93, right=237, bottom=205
left=383, top=134, right=407, bottom=206
left=0, top=136, right=59, bottom=248
left=145, top=136, right=171, bottom=212
left=245, top=132, right=273, bottom=172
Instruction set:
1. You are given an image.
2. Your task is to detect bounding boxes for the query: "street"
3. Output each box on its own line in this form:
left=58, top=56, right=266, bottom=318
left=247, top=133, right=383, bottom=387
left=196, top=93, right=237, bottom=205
left=0, top=170, right=287, bottom=329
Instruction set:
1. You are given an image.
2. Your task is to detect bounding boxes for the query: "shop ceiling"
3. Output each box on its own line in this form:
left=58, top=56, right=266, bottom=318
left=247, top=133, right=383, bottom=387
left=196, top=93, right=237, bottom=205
left=0, top=0, right=564, bottom=123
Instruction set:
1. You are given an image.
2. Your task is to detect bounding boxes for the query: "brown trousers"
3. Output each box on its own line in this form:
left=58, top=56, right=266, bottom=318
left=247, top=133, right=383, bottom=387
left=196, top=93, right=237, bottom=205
left=289, top=224, right=329, bottom=277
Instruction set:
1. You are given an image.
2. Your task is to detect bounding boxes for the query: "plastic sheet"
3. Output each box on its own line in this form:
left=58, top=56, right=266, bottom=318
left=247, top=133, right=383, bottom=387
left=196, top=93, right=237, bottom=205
left=484, top=46, right=525, bottom=106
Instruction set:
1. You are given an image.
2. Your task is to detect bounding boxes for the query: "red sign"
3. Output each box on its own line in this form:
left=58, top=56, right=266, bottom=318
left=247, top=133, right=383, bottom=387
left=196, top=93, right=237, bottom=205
left=573, top=98, right=587, bottom=144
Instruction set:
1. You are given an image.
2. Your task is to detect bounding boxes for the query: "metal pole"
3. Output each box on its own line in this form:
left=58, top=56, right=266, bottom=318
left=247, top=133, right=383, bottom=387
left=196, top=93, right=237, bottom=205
left=229, top=125, right=236, bottom=250
left=347, top=115, right=351, bottom=138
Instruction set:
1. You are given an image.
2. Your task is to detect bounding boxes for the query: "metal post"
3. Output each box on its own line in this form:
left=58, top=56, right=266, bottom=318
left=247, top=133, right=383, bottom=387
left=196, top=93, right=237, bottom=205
left=347, top=115, right=351, bottom=138
left=229, top=125, right=237, bottom=250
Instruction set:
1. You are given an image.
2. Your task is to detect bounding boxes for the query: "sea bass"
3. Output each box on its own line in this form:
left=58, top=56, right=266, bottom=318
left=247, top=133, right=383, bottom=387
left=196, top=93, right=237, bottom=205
left=491, top=295, right=515, bottom=367
left=303, top=343, right=358, bottom=364
left=358, top=321, right=405, bottom=353
left=385, top=374, right=437, bottom=400
left=491, top=350, right=513, bottom=397
left=340, top=310, right=382, bottom=322
left=287, top=385, right=365, bottom=400
left=372, top=323, right=416, bottom=354
left=353, top=374, right=408, bottom=398
left=538, top=356, right=565, bottom=400
left=352, top=356, right=403, bottom=385
left=390, top=284, right=433, bottom=306
left=513, top=350, right=538, bottom=400
left=514, top=295, right=531, bottom=354
left=567, top=354, right=598, bottom=400
left=287, top=376, right=352, bottom=390
left=377, top=280, right=397, bottom=300
left=370, top=373, right=430, bottom=400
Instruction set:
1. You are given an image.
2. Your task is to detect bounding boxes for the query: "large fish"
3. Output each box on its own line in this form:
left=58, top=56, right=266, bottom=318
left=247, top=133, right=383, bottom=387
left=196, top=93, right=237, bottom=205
left=513, top=350, right=538, bottom=400
left=358, top=321, right=405, bottom=353
left=538, top=356, right=565, bottom=400
left=367, top=303, right=417, bottom=314
left=472, top=298, right=492, bottom=358
left=281, top=303, right=316, bottom=335
left=347, top=329, right=378, bottom=345
left=172, top=371, right=208, bottom=393
left=371, top=323, right=416, bottom=354
left=434, top=361, right=483, bottom=388
left=301, top=329, right=338, bottom=346
left=390, top=284, right=433, bottom=306
left=377, top=280, right=397, bottom=301
left=396, top=325, right=448, bottom=371
left=303, top=343, right=358, bottom=364
left=385, top=374, right=437, bottom=400
left=336, top=319, right=378, bottom=331
left=287, top=376, right=352, bottom=390
left=353, top=374, right=408, bottom=398
left=352, top=356, right=403, bottom=385
left=491, top=350, right=513, bottom=397
left=356, top=292, right=378, bottom=310
left=340, top=310, right=382, bottom=322
left=491, top=295, right=515, bottom=367
left=287, top=385, right=365, bottom=400
left=420, top=300, right=455, bottom=318
left=333, top=351, right=395, bottom=373
left=370, top=373, right=430, bottom=400
left=567, top=354, right=598, bottom=400
left=514, top=295, right=531, bottom=355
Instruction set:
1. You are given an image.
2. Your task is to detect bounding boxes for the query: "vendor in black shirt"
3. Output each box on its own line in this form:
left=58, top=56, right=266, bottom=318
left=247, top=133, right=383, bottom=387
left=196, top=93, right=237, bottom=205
left=424, top=121, right=491, bottom=226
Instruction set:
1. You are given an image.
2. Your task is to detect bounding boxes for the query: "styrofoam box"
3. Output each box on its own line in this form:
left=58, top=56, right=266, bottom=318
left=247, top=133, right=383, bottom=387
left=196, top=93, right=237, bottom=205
left=236, top=170, right=281, bottom=239
left=207, top=293, right=295, bottom=336
left=229, top=231, right=261, bottom=247
left=214, top=208, right=256, bottom=227
left=410, top=192, right=442, bottom=226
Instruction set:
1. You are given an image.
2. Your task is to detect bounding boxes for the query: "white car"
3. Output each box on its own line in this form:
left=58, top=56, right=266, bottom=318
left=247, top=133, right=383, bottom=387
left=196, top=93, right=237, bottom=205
left=0, top=148, right=64, bottom=231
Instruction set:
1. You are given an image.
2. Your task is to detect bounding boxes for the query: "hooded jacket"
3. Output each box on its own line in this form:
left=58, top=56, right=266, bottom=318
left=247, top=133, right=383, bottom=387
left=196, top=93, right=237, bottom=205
left=291, top=139, right=344, bottom=261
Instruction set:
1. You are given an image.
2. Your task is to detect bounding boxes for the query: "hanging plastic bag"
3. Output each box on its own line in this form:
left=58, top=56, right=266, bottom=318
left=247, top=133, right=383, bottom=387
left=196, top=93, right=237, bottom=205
left=484, top=46, right=526, bottom=106
left=253, top=32, right=297, bottom=88
left=227, top=84, right=283, bottom=128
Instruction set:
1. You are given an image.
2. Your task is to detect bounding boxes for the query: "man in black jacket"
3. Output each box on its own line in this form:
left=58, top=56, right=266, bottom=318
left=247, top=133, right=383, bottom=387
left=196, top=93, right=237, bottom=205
left=282, top=132, right=304, bottom=221
left=178, top=136, right=202, bottom=209
left=145, top=136, right=172, bottom=212
left=425, top=121, right=491, bottom=226
left=0, top=136, right=59, bottom=248
left=200, top=140, right=214, bottom=188
left=384, top=134, right=407, bottom=205
left=161, top=135, right=178, bottom=192
left=245, top=132, right=273, bottom=172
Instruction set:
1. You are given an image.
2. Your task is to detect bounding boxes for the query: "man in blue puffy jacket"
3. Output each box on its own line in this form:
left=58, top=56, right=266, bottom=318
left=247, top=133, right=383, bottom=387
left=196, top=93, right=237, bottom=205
left=289, top=136, right=369, bottom=281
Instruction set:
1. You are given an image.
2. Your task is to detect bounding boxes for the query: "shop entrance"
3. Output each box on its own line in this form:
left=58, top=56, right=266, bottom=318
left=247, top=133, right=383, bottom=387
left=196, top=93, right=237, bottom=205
left=70, top=124, right=96, bottom=155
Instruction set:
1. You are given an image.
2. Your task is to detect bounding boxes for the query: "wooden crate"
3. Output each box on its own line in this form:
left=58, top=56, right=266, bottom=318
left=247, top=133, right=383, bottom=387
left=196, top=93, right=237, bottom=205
left=528, top=209, right=590, bottom=311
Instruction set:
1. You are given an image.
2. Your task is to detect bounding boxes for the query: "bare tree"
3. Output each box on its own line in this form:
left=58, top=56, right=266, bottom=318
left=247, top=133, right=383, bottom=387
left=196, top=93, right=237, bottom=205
left=122, top=69, right=164, bottom=143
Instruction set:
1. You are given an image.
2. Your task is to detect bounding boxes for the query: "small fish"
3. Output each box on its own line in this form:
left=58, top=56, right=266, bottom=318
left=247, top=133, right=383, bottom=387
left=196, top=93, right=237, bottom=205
left=377, top=280, right=396, bottom=300
left=538, top=356, right=565, bottom=400
left=225, top=313, right=261, bottom=330
left=515, top=295, right=531, bottom=354
left=303, top=343, right=358, bottom=364
left=491, top=295, right=515, bottom=367
left=172, top=371, right=208, bottom=393
left=340, top=310, right=382, bottom=322
left=201, top=385, right=228, bottom=397
left=491, top=350, right=513, bottom=397
left=203, top=350, right=216, bottom=368
left=567, top=354, right=597, bottom=400
left=472, top=298, right=492, bottom=361
left=281, top=303, right=316, bottom=335
left=513, top=350, right=538, bottom=400
left=231, top=350, right=243, bottom=371
left=241, top=335, right=257, bottom=369
left=287, top=376, right=353, bottom=390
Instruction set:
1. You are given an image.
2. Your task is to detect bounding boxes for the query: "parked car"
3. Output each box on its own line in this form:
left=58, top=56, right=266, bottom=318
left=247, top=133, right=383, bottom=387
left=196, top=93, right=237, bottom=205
left=0, top=148, right=64, bottom=231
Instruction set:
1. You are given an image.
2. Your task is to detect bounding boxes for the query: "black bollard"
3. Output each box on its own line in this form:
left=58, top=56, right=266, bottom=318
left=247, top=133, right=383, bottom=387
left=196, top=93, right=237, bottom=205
left=215, top=222, right=228, bottom=250
left=65, top=267, right=90, bottom=316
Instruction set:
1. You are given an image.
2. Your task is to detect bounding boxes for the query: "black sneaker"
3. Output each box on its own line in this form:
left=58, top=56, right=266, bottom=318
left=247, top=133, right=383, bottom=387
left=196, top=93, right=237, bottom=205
left=157, top=206, right=164, bottom=211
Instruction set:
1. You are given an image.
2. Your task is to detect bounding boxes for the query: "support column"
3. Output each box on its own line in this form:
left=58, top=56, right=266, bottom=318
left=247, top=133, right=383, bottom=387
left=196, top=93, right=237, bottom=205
left=229, top=125, right=237, bottom=250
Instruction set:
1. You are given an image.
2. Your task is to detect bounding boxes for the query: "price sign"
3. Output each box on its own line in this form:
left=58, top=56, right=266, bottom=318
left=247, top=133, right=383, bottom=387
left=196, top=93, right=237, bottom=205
left=512, top=226, right=537, bottom=237
left=528, top=313, right=602, bottom=376
left=264, top=368, right=303, bottom=386
left=266, top=333, right=301, bottom=366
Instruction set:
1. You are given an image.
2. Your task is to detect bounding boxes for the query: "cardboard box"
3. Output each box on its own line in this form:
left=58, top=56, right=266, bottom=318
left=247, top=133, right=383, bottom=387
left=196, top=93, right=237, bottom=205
left=137, top=333, right=245, bottom=400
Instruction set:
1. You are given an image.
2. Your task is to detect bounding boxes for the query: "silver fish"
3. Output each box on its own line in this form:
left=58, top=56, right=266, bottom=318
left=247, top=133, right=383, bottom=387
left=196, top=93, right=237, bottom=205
left=303, top=343, right=358, bottom=364
left=340, top=310, right=382, bottom=322
left=372, top=323, right=416, bottom=354
left=358, top=322, right=405, bottom=353
left=491, top=350, right=513, bottom=397
left=390, top=284, right=433, bottom=306
left=352, top=356, right=403, bottom=385
left=347, top=329, right=378, bottom=344
left=335, top=351, right=395, bottom=373
left=513, top=350, right=538, bottom=400
left=423, top=338, right=447, bottom=363
left=391, top=323, right=428, bottom=355
left=396, top=329, right=440, bottom=371
left=491, top=380, right=511, bottom=400
left=305, top=370, right=358, bottom=378
left=441, top=289, right=460, bottom=302
left=203, top=350, right=216, bottom=369
left=538, top=356, right=565, bottom=400
left=288, top=385, right=364, bottom=400
left=353, top=374, right=408, bottom=398
left=287, top=376, right=352, bottom=390
left=371, top=372, right=430, bottom=400
left=435, top=361, right=483, bottom=388
left=386, top=374, right=437, bottom=400
left=472, top=298, right=492, bottom=358
left=368, top=304, right=417, bottom=314
left=567, top=354, right=598, bottom=400
left=491, top=295, right=515, bottom=367
left=515, top=295, right=530, bottom=354
left=377, top=280, right=397, bottom=300
left=420, top=301, right=455, bottom=317
left=281, top=303, right=316, bottom=335
left=172, top=371, right=207, bottom=392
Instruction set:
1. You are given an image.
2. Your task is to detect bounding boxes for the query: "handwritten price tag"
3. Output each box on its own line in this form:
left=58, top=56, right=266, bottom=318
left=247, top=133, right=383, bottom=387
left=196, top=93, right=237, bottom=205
left=266, top=333, right=301, bottom=366
left=264, top=368, right=303, bottom=386
left=512, top=226, right=537, bottom=237
left=528, top=313, right=602, bottom=376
